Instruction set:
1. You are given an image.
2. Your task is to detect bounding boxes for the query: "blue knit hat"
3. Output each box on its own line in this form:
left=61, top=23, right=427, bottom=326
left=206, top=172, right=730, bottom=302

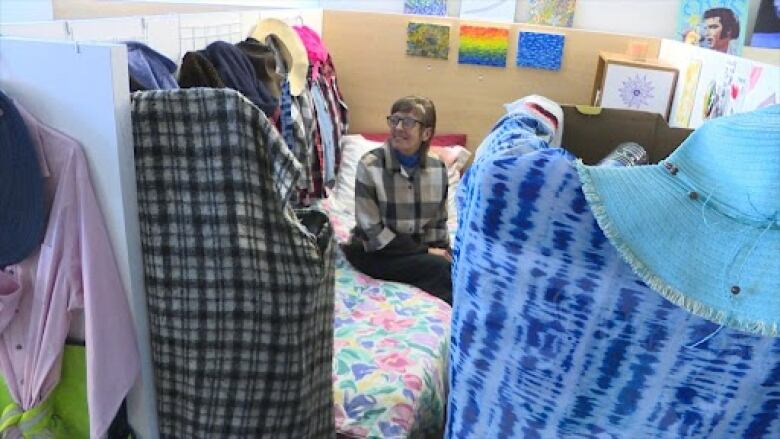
left=0, top=91, right=45, bottom=267
left=577, top=105, right=780, bottom=337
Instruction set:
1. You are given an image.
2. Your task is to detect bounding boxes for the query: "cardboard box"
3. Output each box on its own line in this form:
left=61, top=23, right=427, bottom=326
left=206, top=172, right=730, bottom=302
left=562, top=105, right=693, bottom=165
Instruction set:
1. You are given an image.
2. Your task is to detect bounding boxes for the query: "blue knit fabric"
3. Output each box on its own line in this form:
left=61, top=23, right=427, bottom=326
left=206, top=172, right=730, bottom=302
left=126, top=41, right=178, bottom=90
left=310, top=81, right=336, bottom=187
left=203, top=41, right=278, bottom=117
left=280, top=80, right=295, bottom=151
left=394, top=149, right=420, bottom=169
left=447, top=143, right=780, bottom=438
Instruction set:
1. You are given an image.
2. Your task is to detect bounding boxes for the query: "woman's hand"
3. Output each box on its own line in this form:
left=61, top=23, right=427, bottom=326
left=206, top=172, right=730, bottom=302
left=428, top=247, right=452, bottom=263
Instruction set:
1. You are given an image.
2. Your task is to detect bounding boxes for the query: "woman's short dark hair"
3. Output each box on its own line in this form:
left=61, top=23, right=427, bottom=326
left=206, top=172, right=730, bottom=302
left=390, top=96, right=437, bottom=158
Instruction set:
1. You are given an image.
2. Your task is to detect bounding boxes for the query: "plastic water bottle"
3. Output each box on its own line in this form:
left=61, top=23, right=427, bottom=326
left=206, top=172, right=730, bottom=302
left=598, top=142, right=649, bottom=167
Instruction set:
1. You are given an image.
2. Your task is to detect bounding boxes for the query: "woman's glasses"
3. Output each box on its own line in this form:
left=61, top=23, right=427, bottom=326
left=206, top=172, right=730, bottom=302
left=387, top=115, right=423, bottom=129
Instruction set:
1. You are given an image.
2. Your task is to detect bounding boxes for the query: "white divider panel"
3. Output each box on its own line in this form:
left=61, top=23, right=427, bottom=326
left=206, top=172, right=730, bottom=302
left=0, top=37, right=159, bottom=439
left=259, top=8, right=323, bottom=35
left=68, top=16, right=148, bottom=44
left=660, top=39, right=780, bottom=129
left=137, top=15, right=181, bottom=63
left=0, top=21, right=68, bottom=39
left=178, top=11, right=243, bottom=55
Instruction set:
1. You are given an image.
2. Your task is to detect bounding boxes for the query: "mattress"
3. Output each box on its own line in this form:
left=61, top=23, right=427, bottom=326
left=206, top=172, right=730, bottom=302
left=322, top=197, right=452, bottom=438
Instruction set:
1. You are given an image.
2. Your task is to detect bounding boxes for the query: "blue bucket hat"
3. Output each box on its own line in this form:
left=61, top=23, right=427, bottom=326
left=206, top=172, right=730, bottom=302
left=0, top=92, right=45, bottom=267
left=576, top=105, right=780, bottom=337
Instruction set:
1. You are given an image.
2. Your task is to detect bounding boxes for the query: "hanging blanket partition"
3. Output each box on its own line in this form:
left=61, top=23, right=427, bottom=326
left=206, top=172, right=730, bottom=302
left=447, top=145, right=780, bottom=437
left=132, top=88, right=335, bottom=438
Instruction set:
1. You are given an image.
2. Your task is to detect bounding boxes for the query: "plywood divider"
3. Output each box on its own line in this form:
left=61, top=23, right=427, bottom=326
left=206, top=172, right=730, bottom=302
left=322, top=10, right=662, bottom=150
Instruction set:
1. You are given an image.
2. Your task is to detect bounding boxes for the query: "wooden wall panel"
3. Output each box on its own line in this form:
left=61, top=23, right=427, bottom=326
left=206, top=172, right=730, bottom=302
left=322, top=10, right=662, bottom=150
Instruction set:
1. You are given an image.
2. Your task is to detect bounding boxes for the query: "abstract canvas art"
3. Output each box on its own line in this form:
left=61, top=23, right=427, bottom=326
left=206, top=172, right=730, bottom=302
left=676, top=0, right=749, bottom=55
left=458, top=25, right=509, bottom=67
left=516, top=32, right=565, bottom=70
left=674, top=59, right=703, bottom=127
left=404, top=0, right=447, bottom=16
left=406, top=22, right=450, bottom=60
left=528, top=0, right=577, bottom=27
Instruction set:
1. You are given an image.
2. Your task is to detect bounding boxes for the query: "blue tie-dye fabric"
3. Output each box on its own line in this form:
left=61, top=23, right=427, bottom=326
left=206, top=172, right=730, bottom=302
left=448, top=147, right=780, bottom=438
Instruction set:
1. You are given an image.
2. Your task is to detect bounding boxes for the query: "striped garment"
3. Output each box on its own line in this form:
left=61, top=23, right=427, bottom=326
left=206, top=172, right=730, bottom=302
left=132, top=88, right=335, bottom=438
left=351, top=142, right=449, bottom=253
left=448, top=146, right=780, bottom=438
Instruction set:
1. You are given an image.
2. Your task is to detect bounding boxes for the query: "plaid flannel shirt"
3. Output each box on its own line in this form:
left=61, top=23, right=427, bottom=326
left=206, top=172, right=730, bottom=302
left=351, top=142, right=449, bottom=253
left=132, top=88, right=334, bottom=438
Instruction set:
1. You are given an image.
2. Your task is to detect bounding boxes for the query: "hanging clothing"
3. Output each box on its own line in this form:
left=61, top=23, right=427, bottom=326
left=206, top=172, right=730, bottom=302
left=263, top=35, right=314, bottom=205
left=131, top=88, right=335, bottom=438
left=235, top=37, right=283, bottom=99
left=125, top=41, right=178, bottom=91
left=293, top=25, right=350, bottom=196
left=178, top=51, right=226, bottom=89
left=447, top=146, right=780, bottom=438
left=292, top=87, right=316, bottom=203
left=0, top=98, right=139, bottom=439
left=202, top=41, right=278, bottom=117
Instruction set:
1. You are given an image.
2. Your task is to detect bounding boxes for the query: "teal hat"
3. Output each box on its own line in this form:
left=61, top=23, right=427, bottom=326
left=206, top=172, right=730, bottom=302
left=577, top=105, right=780, bottom=337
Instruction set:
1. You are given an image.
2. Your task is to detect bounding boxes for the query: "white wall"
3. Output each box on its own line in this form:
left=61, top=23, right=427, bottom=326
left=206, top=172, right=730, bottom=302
left=0, top=0, right=53, bottom=22
left=321, top=0, right=763, bottom=42
left=129, top=0, right=319, bottom=6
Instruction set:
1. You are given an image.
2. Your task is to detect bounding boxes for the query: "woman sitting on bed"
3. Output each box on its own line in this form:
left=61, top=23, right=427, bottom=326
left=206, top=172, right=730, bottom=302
left=341, top=96, right=452, bottom=304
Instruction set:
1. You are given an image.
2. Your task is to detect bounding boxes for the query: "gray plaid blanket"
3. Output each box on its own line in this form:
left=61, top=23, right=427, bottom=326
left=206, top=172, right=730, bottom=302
left=132, top=88, right=335, bottom=438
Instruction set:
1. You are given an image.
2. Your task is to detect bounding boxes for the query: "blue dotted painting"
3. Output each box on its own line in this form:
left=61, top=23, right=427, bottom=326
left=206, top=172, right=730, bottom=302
left=404, top=0, right=447, bottom=16
left=517, top=32, right=565, bottom=71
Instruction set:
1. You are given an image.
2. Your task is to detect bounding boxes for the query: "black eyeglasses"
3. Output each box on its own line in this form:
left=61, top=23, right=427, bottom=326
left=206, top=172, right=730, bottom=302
left=387, top=115, right=423, bottom=129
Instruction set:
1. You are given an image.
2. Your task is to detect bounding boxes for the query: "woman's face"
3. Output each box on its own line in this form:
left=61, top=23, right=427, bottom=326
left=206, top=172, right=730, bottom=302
left=388, top=110, right=432, bottom=156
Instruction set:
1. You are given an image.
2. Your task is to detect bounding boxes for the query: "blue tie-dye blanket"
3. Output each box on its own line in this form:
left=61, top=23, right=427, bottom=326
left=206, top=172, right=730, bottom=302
left=448, top=147, right=780, bottom=438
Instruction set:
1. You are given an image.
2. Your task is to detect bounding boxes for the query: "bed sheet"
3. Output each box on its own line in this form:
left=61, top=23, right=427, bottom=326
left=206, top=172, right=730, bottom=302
left=321, top=198, right=452, bottom=438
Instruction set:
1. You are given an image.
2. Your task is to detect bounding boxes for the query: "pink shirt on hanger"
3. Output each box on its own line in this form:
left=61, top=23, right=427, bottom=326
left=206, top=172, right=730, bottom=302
left=0, top=101, right=139, bottom=438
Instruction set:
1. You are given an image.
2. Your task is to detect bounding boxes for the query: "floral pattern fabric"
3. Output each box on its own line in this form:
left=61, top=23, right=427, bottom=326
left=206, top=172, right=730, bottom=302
left=321, top=198, right=452, bottom=438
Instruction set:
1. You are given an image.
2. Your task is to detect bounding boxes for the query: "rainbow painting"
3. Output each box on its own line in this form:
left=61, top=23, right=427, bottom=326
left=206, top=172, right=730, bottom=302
left=458, top=25, right=509, bottom=67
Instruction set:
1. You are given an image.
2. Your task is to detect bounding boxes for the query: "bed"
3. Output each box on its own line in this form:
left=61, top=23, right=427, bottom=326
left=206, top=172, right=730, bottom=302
left=325, top=134, right=469, bottom=438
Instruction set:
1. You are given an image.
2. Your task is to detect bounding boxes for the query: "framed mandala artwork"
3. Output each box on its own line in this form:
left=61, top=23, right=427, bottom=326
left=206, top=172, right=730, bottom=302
left=597, top=60, right=678, bottom=119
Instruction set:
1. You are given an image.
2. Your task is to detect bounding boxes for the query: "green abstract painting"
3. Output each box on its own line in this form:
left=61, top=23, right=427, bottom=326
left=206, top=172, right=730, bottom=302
left=406, top=22, right=450, bottom=60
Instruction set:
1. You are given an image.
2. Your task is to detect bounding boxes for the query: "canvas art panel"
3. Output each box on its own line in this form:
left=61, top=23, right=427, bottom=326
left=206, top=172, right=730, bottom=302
left=527, top=0, right=577, bottom=27
left=674, top=59, right=703, bottom=128
left=600, top=64, right=677, bottom=118
left=516, top=31, right=565, bottom=70
left=458, top=25, right=509, bottom=67
left=406, top=22, right=450, bottom=60
left=676, top=0, right=749, bottom=56
left=404, top=0, right=447, bottom=16
left=660, top=40, right=780, bottom=128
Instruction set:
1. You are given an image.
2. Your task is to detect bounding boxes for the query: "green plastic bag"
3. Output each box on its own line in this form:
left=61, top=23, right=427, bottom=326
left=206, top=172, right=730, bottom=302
left=0, top=345, right=89, bottom=438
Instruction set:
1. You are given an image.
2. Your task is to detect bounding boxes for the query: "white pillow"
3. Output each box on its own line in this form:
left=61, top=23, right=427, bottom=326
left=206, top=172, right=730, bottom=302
left=333, top=135, right=383, bottom=213
left=333, top=135, right=468, bottom=226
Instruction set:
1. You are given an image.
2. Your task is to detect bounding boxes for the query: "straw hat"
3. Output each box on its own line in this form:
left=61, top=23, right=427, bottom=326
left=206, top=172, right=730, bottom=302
left=576, top=105, right=780, bottom=336
left=252, top=18, right=310, bottom=97
left=0, top=92, right=45, bottom=267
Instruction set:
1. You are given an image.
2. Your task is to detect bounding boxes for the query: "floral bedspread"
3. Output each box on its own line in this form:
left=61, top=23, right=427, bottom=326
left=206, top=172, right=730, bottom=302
left=320, top=198, right=452, bottom=438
